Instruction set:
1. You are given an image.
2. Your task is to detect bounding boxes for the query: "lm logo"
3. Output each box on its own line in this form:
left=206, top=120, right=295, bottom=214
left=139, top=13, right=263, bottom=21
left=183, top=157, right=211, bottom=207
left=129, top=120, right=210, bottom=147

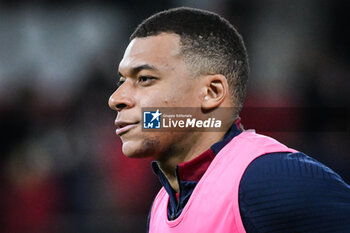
left=143, top=109, right=162, bottom=129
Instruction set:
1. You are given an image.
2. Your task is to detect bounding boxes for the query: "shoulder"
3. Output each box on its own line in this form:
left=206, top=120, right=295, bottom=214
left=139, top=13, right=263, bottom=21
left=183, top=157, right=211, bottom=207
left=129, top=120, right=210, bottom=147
left=239, top=152, right=350, bottom=233
left=241, top=152, right=346, bottom=182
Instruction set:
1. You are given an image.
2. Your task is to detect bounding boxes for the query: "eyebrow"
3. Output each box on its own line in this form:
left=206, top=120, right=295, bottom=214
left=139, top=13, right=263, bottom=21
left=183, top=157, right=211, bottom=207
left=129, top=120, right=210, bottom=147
left=119, top=64, right=158, bottom=77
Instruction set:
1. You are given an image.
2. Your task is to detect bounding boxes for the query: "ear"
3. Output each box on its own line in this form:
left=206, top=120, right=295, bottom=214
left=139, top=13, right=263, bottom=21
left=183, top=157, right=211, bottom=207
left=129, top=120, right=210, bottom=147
left=201, top=74, right=230, bottom=110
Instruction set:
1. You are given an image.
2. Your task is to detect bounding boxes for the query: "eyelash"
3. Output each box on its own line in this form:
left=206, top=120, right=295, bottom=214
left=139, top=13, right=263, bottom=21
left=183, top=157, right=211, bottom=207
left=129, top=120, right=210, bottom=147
left=138, top=76, right=156, bottom=84
left=116, top=76, right=156, bottom=88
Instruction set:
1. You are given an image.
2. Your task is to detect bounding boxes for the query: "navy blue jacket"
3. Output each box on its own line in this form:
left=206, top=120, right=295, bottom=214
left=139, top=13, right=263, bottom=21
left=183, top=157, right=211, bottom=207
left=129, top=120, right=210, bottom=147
left=148, top=124, right=350, bottom=232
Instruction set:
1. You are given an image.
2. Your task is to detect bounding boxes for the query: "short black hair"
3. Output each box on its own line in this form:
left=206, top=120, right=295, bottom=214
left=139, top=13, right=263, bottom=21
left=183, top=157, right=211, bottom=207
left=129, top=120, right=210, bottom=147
left=130, top=7, right=249, bottom=116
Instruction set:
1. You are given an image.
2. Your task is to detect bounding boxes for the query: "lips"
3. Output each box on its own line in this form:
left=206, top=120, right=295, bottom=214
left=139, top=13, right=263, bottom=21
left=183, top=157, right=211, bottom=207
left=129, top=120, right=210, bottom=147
left=115, top=121, right=139, bottom=135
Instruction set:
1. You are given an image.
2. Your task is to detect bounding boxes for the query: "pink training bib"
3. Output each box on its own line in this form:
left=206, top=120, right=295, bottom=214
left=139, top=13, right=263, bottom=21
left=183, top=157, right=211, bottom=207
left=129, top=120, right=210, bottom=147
left=149, top=130, right=297, bottom=233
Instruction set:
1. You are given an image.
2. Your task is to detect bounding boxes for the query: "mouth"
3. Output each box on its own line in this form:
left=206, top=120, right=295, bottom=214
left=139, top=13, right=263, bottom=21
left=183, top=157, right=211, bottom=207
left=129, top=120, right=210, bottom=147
left=115, top=121, right=139, bottom=136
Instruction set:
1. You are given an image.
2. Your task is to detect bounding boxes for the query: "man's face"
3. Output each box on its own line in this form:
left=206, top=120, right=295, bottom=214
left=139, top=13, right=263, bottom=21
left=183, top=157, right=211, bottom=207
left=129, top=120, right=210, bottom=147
left=109, top=33, right=203, bottom=158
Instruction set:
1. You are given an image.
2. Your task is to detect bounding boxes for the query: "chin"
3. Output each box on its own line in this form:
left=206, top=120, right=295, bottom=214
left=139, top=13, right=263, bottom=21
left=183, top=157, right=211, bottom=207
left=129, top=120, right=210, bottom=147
left=121, top=138, right=160, bottom=158
left=121, top=141, right=144, bottom=158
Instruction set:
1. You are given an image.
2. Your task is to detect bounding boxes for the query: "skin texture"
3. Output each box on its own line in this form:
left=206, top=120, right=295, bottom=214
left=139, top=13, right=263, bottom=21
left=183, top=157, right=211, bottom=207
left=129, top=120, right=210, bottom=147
left=109, top=33, right=234, bottom=191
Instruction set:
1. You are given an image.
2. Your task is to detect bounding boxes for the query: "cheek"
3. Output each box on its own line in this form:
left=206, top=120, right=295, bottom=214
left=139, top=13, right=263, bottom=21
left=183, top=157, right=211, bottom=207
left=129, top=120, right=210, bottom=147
left=137, top=80, right=199, bottom=107
left=138, top=89, right=176, bottom=107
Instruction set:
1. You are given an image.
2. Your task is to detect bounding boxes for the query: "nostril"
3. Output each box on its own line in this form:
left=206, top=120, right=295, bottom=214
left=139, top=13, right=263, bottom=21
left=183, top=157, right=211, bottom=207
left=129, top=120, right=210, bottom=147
left=116, top=103, right=127, bottom=110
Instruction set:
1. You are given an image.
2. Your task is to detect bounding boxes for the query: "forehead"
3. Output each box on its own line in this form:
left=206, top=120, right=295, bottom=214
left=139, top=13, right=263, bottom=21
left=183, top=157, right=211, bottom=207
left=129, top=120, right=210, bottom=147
left=119, top=33, right=182, bottom=72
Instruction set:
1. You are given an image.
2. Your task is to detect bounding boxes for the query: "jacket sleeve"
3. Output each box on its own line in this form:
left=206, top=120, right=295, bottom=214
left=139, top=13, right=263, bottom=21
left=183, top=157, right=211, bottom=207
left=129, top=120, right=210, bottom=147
left=239, top=152, right=350, bottom=233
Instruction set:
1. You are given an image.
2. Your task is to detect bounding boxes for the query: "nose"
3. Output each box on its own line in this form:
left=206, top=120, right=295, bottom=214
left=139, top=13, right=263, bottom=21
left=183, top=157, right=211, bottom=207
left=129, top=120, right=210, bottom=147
left=108, top=85, right=135, bottom=112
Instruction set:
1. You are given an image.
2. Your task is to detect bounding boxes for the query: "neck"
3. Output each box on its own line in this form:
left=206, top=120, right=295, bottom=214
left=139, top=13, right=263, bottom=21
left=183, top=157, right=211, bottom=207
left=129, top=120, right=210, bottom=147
left=156, top=130, right=228, bottom=192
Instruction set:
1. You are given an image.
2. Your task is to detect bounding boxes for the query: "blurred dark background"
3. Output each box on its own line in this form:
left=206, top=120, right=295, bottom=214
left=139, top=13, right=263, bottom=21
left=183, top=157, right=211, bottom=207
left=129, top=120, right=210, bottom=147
left=0, top=0, right=349, bottom=232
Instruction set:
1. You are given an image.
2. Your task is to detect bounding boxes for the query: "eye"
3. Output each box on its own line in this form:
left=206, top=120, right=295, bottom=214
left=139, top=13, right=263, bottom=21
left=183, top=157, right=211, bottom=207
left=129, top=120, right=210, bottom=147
left=137, top=76, right=157, bottom=85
